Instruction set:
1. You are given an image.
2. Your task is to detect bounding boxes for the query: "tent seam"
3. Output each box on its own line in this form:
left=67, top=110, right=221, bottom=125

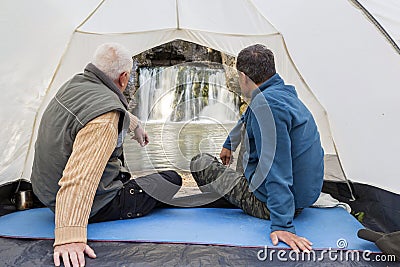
left=74, top=28, right=280, bottom=38
left=17, top=0, right=109, bottom=181
left=278, top=34, right=356, bottom=200
left=247, top=0, right=280, bottom=34
left=76, top=0, right=107, bottom=31
left=175, top=0, right=180, bottom=30
left=18, top=29, right=77, bottom=182
left=332, top=141, right=356, bottom=201
left=349, top=0, right=400, bottom=55
left=19, top=0, right=108, bottom=181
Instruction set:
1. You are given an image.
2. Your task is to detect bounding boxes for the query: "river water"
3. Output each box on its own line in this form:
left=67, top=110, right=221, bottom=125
left=124, top=122, right=237, bottom=174
left=125, top=64, right=241, bottom=179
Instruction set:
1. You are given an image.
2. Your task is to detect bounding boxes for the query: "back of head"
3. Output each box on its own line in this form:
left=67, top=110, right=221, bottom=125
left=236, top=44, right=276, bottom=84
left=92, top=43, right=133, bottom=81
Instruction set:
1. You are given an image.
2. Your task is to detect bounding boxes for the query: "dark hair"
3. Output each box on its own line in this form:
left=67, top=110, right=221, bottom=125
left=236, top=44, right=276, bottom=84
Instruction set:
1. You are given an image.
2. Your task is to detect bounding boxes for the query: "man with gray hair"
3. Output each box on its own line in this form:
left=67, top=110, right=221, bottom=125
left=31, top=43, right=182, bottom=267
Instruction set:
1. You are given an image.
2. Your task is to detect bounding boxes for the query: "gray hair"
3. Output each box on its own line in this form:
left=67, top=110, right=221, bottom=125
left=236, top=44, right=276, bottom=84
left=92, top=43, right=133, bottom=81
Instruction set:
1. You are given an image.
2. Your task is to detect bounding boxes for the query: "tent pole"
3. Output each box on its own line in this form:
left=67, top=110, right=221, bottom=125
left=333, top=142, right=356, bottom=201
left=349, top=0, right=400, bottom=55
left=76, top=0, right=107, bottom=30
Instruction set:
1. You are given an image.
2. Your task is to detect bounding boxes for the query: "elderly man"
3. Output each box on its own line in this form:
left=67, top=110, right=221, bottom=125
left=31, top=43, right=182, bottom=267
left=191, top=44, right=324, bottom=252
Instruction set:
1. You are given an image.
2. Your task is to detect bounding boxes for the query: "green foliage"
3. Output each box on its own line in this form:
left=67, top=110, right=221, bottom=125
left=351, top=211, right=365, bottom=223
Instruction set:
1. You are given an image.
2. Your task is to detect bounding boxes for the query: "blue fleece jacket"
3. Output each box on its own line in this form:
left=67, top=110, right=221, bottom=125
left=223, top=73, right=324, bottom=233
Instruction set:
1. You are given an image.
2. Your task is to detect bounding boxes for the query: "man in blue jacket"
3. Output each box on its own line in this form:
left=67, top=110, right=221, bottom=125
left=190, top=44, right=324, bottom=252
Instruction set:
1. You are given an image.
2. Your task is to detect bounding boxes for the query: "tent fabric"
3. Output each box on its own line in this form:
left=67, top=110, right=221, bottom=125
left=1, top=0, right=400, bottom=195
left=323, top=181, right=400, bottom=233
left=356, top=0, right=400, bottom=49
left=0, top=239, right=391, bottom=267
left=252, top=0, right=400, bottom=194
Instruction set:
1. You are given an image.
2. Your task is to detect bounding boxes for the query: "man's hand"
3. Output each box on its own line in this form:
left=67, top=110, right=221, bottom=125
left=220, top=147, right=233, bottom=165
left=54, top=242, right=96, bottom=267
left=133, top=126, right=149, bottom=147
left=270, top=231, right=313, bottom=252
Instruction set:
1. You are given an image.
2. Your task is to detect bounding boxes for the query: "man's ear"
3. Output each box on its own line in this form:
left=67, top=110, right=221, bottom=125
left=118, top=71, right=128, bottom=87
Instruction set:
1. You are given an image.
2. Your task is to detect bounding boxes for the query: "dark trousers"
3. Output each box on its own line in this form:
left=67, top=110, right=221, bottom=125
left=89, top=170, right=182, bottom=223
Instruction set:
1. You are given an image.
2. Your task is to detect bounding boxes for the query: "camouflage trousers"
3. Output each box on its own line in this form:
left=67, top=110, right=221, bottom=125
left=190, top=153, right=270, bottom=220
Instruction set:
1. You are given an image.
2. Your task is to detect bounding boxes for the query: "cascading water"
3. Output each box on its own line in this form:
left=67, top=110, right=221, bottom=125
left=137, top=67, right=175, bottom=121
left=135, top=65, right=239, bottom=122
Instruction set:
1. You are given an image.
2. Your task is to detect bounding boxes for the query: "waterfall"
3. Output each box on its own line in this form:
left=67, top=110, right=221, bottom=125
left=135, top=65, right=239, bottom=122
left=138, top=67, right=176, bottom=121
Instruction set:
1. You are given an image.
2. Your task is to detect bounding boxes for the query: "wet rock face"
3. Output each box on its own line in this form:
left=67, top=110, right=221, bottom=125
left=134, top=40, right=223, bottom=67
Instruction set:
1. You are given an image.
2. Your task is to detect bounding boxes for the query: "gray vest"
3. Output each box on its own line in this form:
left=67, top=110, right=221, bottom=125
left=31, top=64, right=130, bottom=216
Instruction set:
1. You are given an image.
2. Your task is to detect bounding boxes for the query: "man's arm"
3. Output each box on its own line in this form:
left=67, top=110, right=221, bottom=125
left=221, top=115, right=245, bottom=165
left=222, top=115, right=245, bottom=152
left=53, top=111, right=119, bottom=267
left=251, top=99, right=312, bottom=252
left=127, top=112, right=149, bottom=147
left=127, top=111, right=140, bottom=132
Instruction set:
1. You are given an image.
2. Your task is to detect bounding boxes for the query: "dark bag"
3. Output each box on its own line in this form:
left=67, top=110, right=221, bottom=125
left=358, top=228, right=400, bottom=261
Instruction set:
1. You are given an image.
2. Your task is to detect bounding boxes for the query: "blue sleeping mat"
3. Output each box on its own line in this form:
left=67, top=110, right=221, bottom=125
left=0, top=207, right=379, bottom=251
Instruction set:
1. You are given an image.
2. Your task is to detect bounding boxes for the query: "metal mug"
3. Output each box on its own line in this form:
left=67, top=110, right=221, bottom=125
left=14, top=190, right=34, bottom=210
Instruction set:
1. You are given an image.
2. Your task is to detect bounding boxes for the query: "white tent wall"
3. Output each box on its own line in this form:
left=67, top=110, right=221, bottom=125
left=1, top=0, right=399, bottom=196
left=0, top=0, right=100, bottom=186
left=254, top=0, right=400, bottom=194
left=357, top=0, right=400, bottom=47
left=78, top=0, right=177, bottom=33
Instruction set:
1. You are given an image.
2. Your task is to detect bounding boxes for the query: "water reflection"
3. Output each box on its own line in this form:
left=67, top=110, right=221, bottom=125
left=124, top=122, right=237, bottom=173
